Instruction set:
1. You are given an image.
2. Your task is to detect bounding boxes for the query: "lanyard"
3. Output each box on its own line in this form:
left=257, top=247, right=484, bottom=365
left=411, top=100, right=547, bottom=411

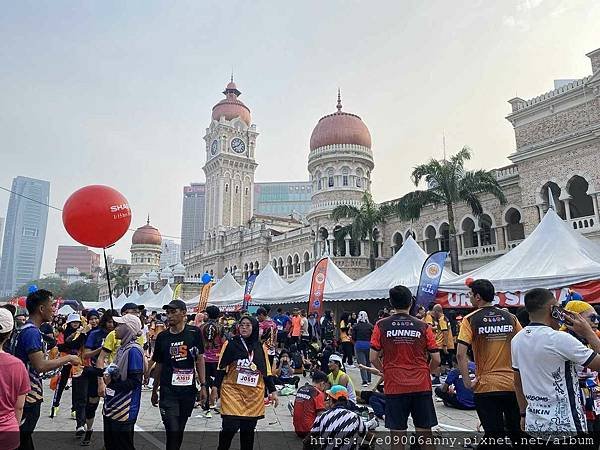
left=240, top=338, right=254, bottom=363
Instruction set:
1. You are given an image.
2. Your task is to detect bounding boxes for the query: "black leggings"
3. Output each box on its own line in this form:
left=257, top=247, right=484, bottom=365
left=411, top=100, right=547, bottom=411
left=162, top=413, right=190, bottom=450
left=341, top=341, right=353, bottom=365
left=52, top=364, right=72, bottom=408
left=217, top=416, right=258, bottom=450
left=474, top=391, right=521, bottom=447
left=71, top=375, right=88, bottom=428
left=103, top=416, right=135, bottom=450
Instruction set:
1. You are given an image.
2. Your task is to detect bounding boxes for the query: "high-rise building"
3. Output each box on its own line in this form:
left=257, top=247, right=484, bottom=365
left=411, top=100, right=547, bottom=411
left=181, top=183, right=205, bottom=258
left=55, top=245, right=100, bottom=277
left=0, top=217, right=5, bottom=255
left=0, top=177, right=50, bottom=296
left=160, top=239, right=181, bottom=267
left=254, top=182, right=312, bottom=218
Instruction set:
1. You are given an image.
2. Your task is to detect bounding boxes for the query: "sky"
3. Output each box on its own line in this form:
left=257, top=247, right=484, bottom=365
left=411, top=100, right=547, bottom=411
left=0, top=0, right=599, bottom=274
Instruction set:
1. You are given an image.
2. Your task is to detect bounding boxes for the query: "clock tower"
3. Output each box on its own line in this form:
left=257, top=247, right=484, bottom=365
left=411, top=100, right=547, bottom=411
left=202, top=78, right=258, bottom=239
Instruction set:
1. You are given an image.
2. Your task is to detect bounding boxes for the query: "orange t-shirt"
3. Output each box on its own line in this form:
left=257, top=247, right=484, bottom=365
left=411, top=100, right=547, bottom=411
left=290, top=316, right=302, bottom=337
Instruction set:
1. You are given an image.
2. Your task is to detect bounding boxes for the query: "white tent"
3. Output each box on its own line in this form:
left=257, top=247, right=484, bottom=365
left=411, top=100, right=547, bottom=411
left=81, top=301, right=101, bottom=310
left=217, top=263, right=289, bottom=306
left=127, top=290, right=141, bottom=303
left=137, top=287, right=157, bottom=309
left=252, top=257, right=352, bottom=305
left=145, top=284, right=174, bottom=312
left=439, top=209, right=600, bottom=293
left=207, top=272, right=244, bottom=307
left=58, top=305, right=75, bottom=316
left=112, top=292, right=129, bottom=311
left=326, top=237, right=457, bottom=301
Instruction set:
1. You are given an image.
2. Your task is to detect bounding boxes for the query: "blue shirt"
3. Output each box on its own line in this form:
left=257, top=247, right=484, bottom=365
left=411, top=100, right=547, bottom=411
left=273, top=314, right=290, bottom=331
left=85, top=328, right=109, bottom=365
left=13, top=322, right=44, bottom=405
left=103, top=347, right=144, bottom=422
left=444, top=362, right=476, bottom=408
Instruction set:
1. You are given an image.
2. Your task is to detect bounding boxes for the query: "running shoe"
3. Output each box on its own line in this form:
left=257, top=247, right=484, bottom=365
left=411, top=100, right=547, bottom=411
left=75, top=426, right=85, bottom=439
left=204, top=410, right=212, bottom=418
left=431, top=376, right=441, bottom=386
left=49, top=406, right=59, bottom=418
left=80, top=430, right=92, bottom=446
left=71, top=410, right=76, bottom=420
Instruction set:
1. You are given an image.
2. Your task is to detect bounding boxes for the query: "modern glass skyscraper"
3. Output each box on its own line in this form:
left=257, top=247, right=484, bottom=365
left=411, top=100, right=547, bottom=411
left=254, top=182, right=312, bottom=217
left=180, top=183, right=205, bottom=259
left=0, top=177, right=50, bottom=296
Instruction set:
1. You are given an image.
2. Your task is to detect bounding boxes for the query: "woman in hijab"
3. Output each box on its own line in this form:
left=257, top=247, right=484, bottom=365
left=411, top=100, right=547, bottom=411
left=351, top=311, right=374, bottom=386
left=215, top=316, right=278, bottom=450
left=102, top=314, right=145, bottom=450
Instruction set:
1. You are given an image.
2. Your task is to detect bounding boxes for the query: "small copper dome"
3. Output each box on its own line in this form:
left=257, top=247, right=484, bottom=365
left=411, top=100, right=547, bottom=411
left=211, top=79, right=251, bottom=126
left=132, top=219, right=162, bottom=246
left=310, top=90, right=371, bottom=151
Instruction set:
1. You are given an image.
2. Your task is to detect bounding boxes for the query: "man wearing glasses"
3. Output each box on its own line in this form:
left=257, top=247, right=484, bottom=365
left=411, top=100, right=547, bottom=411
left=151, top=300, right=207, bottom=450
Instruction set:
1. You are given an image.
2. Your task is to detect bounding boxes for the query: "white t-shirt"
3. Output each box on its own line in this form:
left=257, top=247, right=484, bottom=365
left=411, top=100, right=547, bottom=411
left=511, top=324, right=595, bottom=434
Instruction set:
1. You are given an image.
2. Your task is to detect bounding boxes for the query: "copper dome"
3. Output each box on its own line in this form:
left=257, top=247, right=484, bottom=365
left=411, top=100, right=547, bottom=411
left=211, top=80, right=251, bottom=126
left=310, top=91, right=371, bottom=151
left=132, top=219, right=162, bottom=246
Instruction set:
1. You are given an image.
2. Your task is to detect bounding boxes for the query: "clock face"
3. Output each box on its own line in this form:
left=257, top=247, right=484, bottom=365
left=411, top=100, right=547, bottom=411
left=230, top=137, right=246, bottom=154
left=210, top=140, right=219, bottom=156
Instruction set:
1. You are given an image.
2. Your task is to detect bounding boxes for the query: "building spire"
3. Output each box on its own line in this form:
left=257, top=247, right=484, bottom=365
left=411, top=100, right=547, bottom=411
left=231, top=69, right=234, bottom=83
left=147, top=214, right=150, bottom=225
left=336, top=88, right=342, bottom=112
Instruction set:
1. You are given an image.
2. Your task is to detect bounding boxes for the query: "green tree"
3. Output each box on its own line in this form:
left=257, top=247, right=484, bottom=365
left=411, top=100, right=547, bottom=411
left=331, top=192, right=391, bottom=272
left=394, top=147, right=507, bottom=274
left=62, top=281, right=99, bottom=303
left=15, top=277, right=67, bottom=297
left=108, top=266, right=130, bottom=295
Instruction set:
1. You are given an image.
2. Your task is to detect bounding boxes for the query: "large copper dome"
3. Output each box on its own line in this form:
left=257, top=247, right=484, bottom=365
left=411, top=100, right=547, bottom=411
left=310, top=91, right=371, bottom=151
left=211, top=80, right=251, bottom=126
left=132, top=219, right=162, bottom=246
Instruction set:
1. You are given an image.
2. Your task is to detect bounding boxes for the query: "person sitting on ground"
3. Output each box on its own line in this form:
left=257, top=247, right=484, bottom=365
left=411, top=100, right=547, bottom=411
left=308, top=385, right=367, bottom=450
left=292, top=370, right=328, bottom=438
left=327, top=353, right=357, bottom=405
left=357, top=364, right=385, bottom=421
left=434, top=352, right=476, bottom=410
left=272, top=351, right=300, bottom=388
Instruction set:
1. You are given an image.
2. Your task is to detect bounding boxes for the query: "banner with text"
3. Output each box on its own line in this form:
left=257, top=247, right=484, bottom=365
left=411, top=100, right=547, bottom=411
left=198, top=282, right=212, bottom=312
left=308, top=257, right=329, bottom=319
left=414, top=251, right=448, bottom=311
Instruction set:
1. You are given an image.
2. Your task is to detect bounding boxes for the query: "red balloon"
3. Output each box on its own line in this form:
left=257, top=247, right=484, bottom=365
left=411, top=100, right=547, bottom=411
left=62, top=185, right=132, bottom=248
left=465, top=277, right=474, bottom=287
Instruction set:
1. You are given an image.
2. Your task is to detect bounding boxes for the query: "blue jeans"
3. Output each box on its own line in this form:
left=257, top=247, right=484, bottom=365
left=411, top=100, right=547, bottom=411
left=354, top=342, right=371, bottom=384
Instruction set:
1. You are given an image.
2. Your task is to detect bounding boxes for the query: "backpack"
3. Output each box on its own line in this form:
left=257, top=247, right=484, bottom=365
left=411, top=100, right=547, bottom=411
left=201, top=320, right=223, bottom=351
left=7, top=322, right=36, bottom=357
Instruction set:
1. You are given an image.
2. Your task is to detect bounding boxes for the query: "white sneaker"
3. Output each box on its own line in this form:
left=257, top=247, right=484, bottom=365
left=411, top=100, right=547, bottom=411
left=75, top=426, right=85, bottom=439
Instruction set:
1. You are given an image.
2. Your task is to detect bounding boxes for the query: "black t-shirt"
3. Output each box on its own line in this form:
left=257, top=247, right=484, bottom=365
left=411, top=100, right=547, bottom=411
left=152, top=325, right=204, bottom=393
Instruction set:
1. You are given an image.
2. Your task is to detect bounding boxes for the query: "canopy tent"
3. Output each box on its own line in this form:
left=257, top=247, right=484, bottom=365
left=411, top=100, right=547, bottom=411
left=217, top=263, right=289, bottom=306
left=127, top=290, right=141, bottom=303
left=112, top=292, right=130, bottom=311
left=81, top=301, right=101, bottom=310
left=252, top=257, right=352, bottom=305
left=144, top=284, right=174, bottom=312
left=57, top=305, right=75, bottom=316
left=137, top=287, right=157, bottom=310
left=439, top=209, right=600, bottom=295
left=326, top=237, right=457, bottom=301
left=206, top=272, right=244, bottom=307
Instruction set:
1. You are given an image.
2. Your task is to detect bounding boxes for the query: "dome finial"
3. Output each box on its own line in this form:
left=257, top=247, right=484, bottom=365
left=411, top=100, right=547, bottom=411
left=336, top=88, right=342, bottom=112
left=147, top=214, right=150, bottom=225
left=231, top=68, right=234, bottom=83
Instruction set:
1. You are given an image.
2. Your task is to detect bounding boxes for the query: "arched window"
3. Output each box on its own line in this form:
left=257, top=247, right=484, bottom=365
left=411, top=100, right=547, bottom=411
left=255, top=260, right=260, bottom=275
left=315, top=171, right=322, bottom=190
left=392, top=232, right=403, bottom=254
left=479, top=214, right=496, bottom=245
left=342, top=167, right=349, bottom=187
left=505, top=208, right=525, bottom=242
left=225, top=184, right=229, bottom=193
left=278, top=257, right=284, bottom=276
left=439, top=223, right=450, bottom=252
left=356, top=168, right=363, bottom=188
left=235, top=185, right=239, bottom=194
left=327, top=168, right=334, bottom=188
left=541, top=182, right=565, bottom=219
left=303, top=252, right=311, bottom=272
left=286, top=255, right=293, bottom=275
left=245, top=187, right=249, bottom=196
left=462, top=218, right=477, bottom=248
left=424, top=225, right=437, bottom=253
left=567, top=176, right=594, bottom=218
left=293, top=254, right=300, bottom=273
left=272, top=258, right=277, bottom=269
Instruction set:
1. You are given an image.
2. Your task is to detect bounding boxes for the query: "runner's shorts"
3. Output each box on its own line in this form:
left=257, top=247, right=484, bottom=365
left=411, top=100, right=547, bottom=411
left=159, top=385, right=197, bottom=418
left=385, top=391, right=438, bottom=430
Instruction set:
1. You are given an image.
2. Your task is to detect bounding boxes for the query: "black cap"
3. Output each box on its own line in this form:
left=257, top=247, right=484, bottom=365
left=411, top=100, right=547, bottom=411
left=162, top=299, right=187, bottom=311
left=121, top=303, right=144, bottom=314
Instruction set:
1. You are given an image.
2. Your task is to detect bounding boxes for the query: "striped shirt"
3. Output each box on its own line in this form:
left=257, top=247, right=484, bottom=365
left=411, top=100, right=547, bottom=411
left=311, top=404, right=367, bottom=450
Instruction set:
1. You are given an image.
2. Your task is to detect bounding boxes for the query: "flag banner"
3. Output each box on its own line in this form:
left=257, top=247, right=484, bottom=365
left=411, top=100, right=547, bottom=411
left=198, top=282, right=212, bottom=312
left=414, top=251, right=448, bottom=312
left=308, top=257, right=329, bottom=319
left=437, top=280, right=600, bottom=308
left=173, top=283, right=182, bottom=300
left=242, top=273, right=257, bottom=310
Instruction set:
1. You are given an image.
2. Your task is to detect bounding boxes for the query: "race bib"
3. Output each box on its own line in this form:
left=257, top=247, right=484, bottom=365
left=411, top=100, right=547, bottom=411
left=172, top=369, right=194, bottom=386
left=105, top=388, right=115, bottom=397
left=237, top=370, right=259, bottom=387
left=277, top=325, right=283, bottom=331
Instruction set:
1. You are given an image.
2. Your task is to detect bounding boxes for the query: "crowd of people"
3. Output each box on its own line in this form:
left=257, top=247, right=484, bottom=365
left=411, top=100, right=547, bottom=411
left=1, top=279, right=600, bottom=449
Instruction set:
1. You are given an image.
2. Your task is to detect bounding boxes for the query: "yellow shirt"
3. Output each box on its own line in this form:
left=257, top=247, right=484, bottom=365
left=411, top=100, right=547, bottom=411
left=102, top=330, right=145, bottom=363
left=424, top=313, right=449, bottom=349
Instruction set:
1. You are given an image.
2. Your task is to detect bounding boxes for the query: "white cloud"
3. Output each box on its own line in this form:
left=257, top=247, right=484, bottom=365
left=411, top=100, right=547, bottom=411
left=517, top=0, right=545, bottom=12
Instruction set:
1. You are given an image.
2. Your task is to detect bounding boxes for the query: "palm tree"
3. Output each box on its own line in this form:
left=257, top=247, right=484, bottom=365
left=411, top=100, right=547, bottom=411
left=394, top=147, right=507, bottom=274
left=331, top=192, right=391, bottom=272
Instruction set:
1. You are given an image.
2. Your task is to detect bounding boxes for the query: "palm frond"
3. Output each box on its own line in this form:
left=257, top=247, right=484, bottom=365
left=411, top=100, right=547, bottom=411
left=395, top=190, right=443, bottom=221
left=459, top=170, right=507, bottom=205
left=450, top=146, right=472, bottom=170
left=331, top=204, right=361, bottom=222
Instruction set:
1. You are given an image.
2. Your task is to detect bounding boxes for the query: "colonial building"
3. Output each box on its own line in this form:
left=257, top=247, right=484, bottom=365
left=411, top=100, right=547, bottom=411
left=184, top=47, right=600, bottom=283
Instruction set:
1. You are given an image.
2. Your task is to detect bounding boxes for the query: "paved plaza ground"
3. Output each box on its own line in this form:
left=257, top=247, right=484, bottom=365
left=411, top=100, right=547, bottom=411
left=34, top=367, right=479, bottom=449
